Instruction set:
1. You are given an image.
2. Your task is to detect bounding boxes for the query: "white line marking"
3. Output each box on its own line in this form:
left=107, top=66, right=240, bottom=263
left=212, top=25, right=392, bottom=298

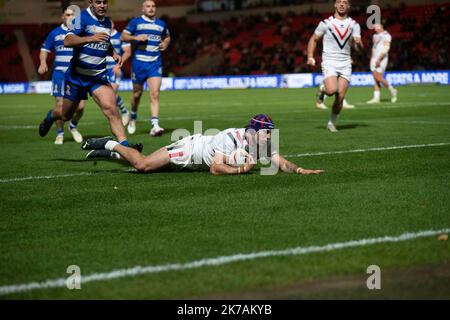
left=0, top=172, right=94, bottom=183
left=0, top=228, right=448, bottom=296
left=284, top=142, right=450, bottom=158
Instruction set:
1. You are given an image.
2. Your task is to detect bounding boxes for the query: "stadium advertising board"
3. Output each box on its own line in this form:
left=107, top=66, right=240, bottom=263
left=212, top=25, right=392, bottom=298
left=0, top=71, right=448, bottom=94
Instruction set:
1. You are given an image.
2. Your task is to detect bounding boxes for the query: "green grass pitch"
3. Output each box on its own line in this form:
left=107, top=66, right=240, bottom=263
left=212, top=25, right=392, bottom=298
left=0, top=85, right=449, bottom=299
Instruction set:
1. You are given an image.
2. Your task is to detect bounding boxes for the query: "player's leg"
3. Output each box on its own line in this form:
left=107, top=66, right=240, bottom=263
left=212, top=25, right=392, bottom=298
left=128, top=83, right=143, bottom=134
left=91, top=85, right=129, bottom=145
left=111, top=82, right=130, bottom=126
left=327, top=76, right=349, bottom=132
left=68, top=100, right=85, bottom=143
left=113, top=145, right=170, bottom=172
left=39, top=97, right=79, bottom=137
left=367, top=71, right=382, bottom=104
left=85, top=137, right=170, bottom=172
left=315, top=81, right=328, bottom=110
left=323, top=74, right=338, bottom=131
left=147, top=77, right=164, bottom=136
left=54, top=97, right=64, bottom=145
left=378, top=67, right=397, bottom=103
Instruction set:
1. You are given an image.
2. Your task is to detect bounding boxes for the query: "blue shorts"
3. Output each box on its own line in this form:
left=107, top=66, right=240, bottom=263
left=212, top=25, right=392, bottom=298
left=107, top=67, right=122, bottom=86
left=63, top=70, right=110, bottom=102
left=131, top=60, right=162, bottom=85
left=51, top=70, right=65, bottom=97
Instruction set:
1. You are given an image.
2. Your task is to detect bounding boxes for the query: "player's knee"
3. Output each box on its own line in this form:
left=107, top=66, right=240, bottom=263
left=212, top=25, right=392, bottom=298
left=133, top=89, right=143, bottom=99
left=325, top=87, right=337, bottom=96
left=150, top=91, right=159, bottom=101
left=134, top=160, right=148, bottom=172
left=103, top=104, right=119, bottom=118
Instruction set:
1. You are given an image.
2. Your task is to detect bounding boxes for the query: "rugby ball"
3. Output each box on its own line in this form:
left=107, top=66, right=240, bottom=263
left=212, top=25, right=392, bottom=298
left=228, top=148, right=249, bottom=167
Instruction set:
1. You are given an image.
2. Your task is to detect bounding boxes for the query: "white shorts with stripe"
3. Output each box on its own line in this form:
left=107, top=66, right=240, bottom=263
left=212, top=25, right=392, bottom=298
left=166, top=135, right=197, bottom=169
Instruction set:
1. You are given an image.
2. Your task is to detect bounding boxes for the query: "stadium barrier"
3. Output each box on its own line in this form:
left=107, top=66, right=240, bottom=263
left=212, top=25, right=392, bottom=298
left=0, top=70, right=448, bottom=94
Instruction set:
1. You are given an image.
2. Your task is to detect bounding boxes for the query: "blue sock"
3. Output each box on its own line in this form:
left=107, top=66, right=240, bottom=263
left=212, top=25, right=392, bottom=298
left=120, top=140, right=129, bottom=147
left=69, top=121, right=77, bottom=130
left=131, top=111, right=137, bottom=120
left=46, top=110, right=54, bottom=122
left=116, top=96, right=127, bottom=114
left=56, top=128, right=64, bottom=136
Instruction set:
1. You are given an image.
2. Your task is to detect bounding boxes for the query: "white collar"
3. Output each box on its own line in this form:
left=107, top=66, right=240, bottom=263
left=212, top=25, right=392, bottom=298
left=111, top=29, right=117, bottom=36
left=87, top=7, right=105, bottom=22
left=61, top=24, right=69, bottom=31
left=141, top=15, right=155, bottom=23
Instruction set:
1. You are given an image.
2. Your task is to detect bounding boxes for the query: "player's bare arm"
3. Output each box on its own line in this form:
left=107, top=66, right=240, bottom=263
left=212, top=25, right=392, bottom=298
left=120, top=44, right=132, bottom=66
left=159, top=36, right=171, bottom=51
left=108, top=45, right=122, bottom=67
left=307, top=33, right=321, bottom=66
left=64, top=32, right=109, bottom=48
left=38, top=51, right=49, bottom=75
left=210, top=153, right=254, bottom=176
left=271, top=153, right=324, bottom=175
left=121, top=31, right=148, bottom=43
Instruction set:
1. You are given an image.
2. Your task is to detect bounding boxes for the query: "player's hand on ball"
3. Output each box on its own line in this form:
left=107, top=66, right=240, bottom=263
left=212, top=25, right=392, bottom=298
left=241, top=162, right=255, bottom=174
left=296, top=168, right=324, bottom=175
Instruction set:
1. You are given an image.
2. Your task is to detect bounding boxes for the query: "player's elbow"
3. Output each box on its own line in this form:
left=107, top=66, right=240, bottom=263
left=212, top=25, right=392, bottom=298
left=209, top=164, right=222, bottom=176
left=120, top=33, right=128, bottom=42
left=210, top=164, right=219, bottom=176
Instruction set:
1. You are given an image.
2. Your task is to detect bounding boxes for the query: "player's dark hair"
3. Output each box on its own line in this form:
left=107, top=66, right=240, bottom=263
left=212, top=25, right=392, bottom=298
left=62, top=4, right=71, bottom=14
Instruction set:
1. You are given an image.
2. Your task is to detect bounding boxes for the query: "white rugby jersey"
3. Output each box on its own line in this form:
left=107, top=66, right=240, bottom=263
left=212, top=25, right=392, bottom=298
left=314, top=16, right=361, bottom=63
left=372, top=31, right=392, bottom=60
left=192, top=128, right=248, bottom=167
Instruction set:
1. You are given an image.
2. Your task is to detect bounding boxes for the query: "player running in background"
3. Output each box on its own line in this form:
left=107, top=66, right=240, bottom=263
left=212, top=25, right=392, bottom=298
left=367, top=24, right=398, bottom=104
left=307, top=0, right=363, bottom=132
left=83, top=114, right=324, bottom=175
left=107, top=22, right=131, bottom=125
left=38, top=5, right=85, bottom=145
left=39, top=0, right=130, bottom=147
left=121, top=0, right=171, bottom=137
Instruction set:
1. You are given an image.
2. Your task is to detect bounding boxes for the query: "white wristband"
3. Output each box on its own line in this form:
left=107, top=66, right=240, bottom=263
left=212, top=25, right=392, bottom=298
left=237, top=167, right=241, bottom=174
left=308, top=57, right=316, bottom=65
left=296, top=168, right=303, bottom=174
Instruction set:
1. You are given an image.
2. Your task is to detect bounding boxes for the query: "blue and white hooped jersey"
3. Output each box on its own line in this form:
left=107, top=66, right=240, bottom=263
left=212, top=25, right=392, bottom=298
left=123, top=15, right=169, bottom=64
left=41, top=24, right=73, bottom=73
left=106, top=29, right=129, bottom=70
left=66, top=7, right=112, bottom=78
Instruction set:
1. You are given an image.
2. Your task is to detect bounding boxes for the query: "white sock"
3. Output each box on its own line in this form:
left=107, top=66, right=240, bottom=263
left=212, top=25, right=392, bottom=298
left=388, top=85, right=396, bottom=94
left=111, top=152, right=121, bottom=160
left=374, top=91, right=380, bottom=100
left=328, top=113, right=338, bottom=125
left=105, top=140, right=119, bottom=151
left=151, top=117, right=159, bottom=128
